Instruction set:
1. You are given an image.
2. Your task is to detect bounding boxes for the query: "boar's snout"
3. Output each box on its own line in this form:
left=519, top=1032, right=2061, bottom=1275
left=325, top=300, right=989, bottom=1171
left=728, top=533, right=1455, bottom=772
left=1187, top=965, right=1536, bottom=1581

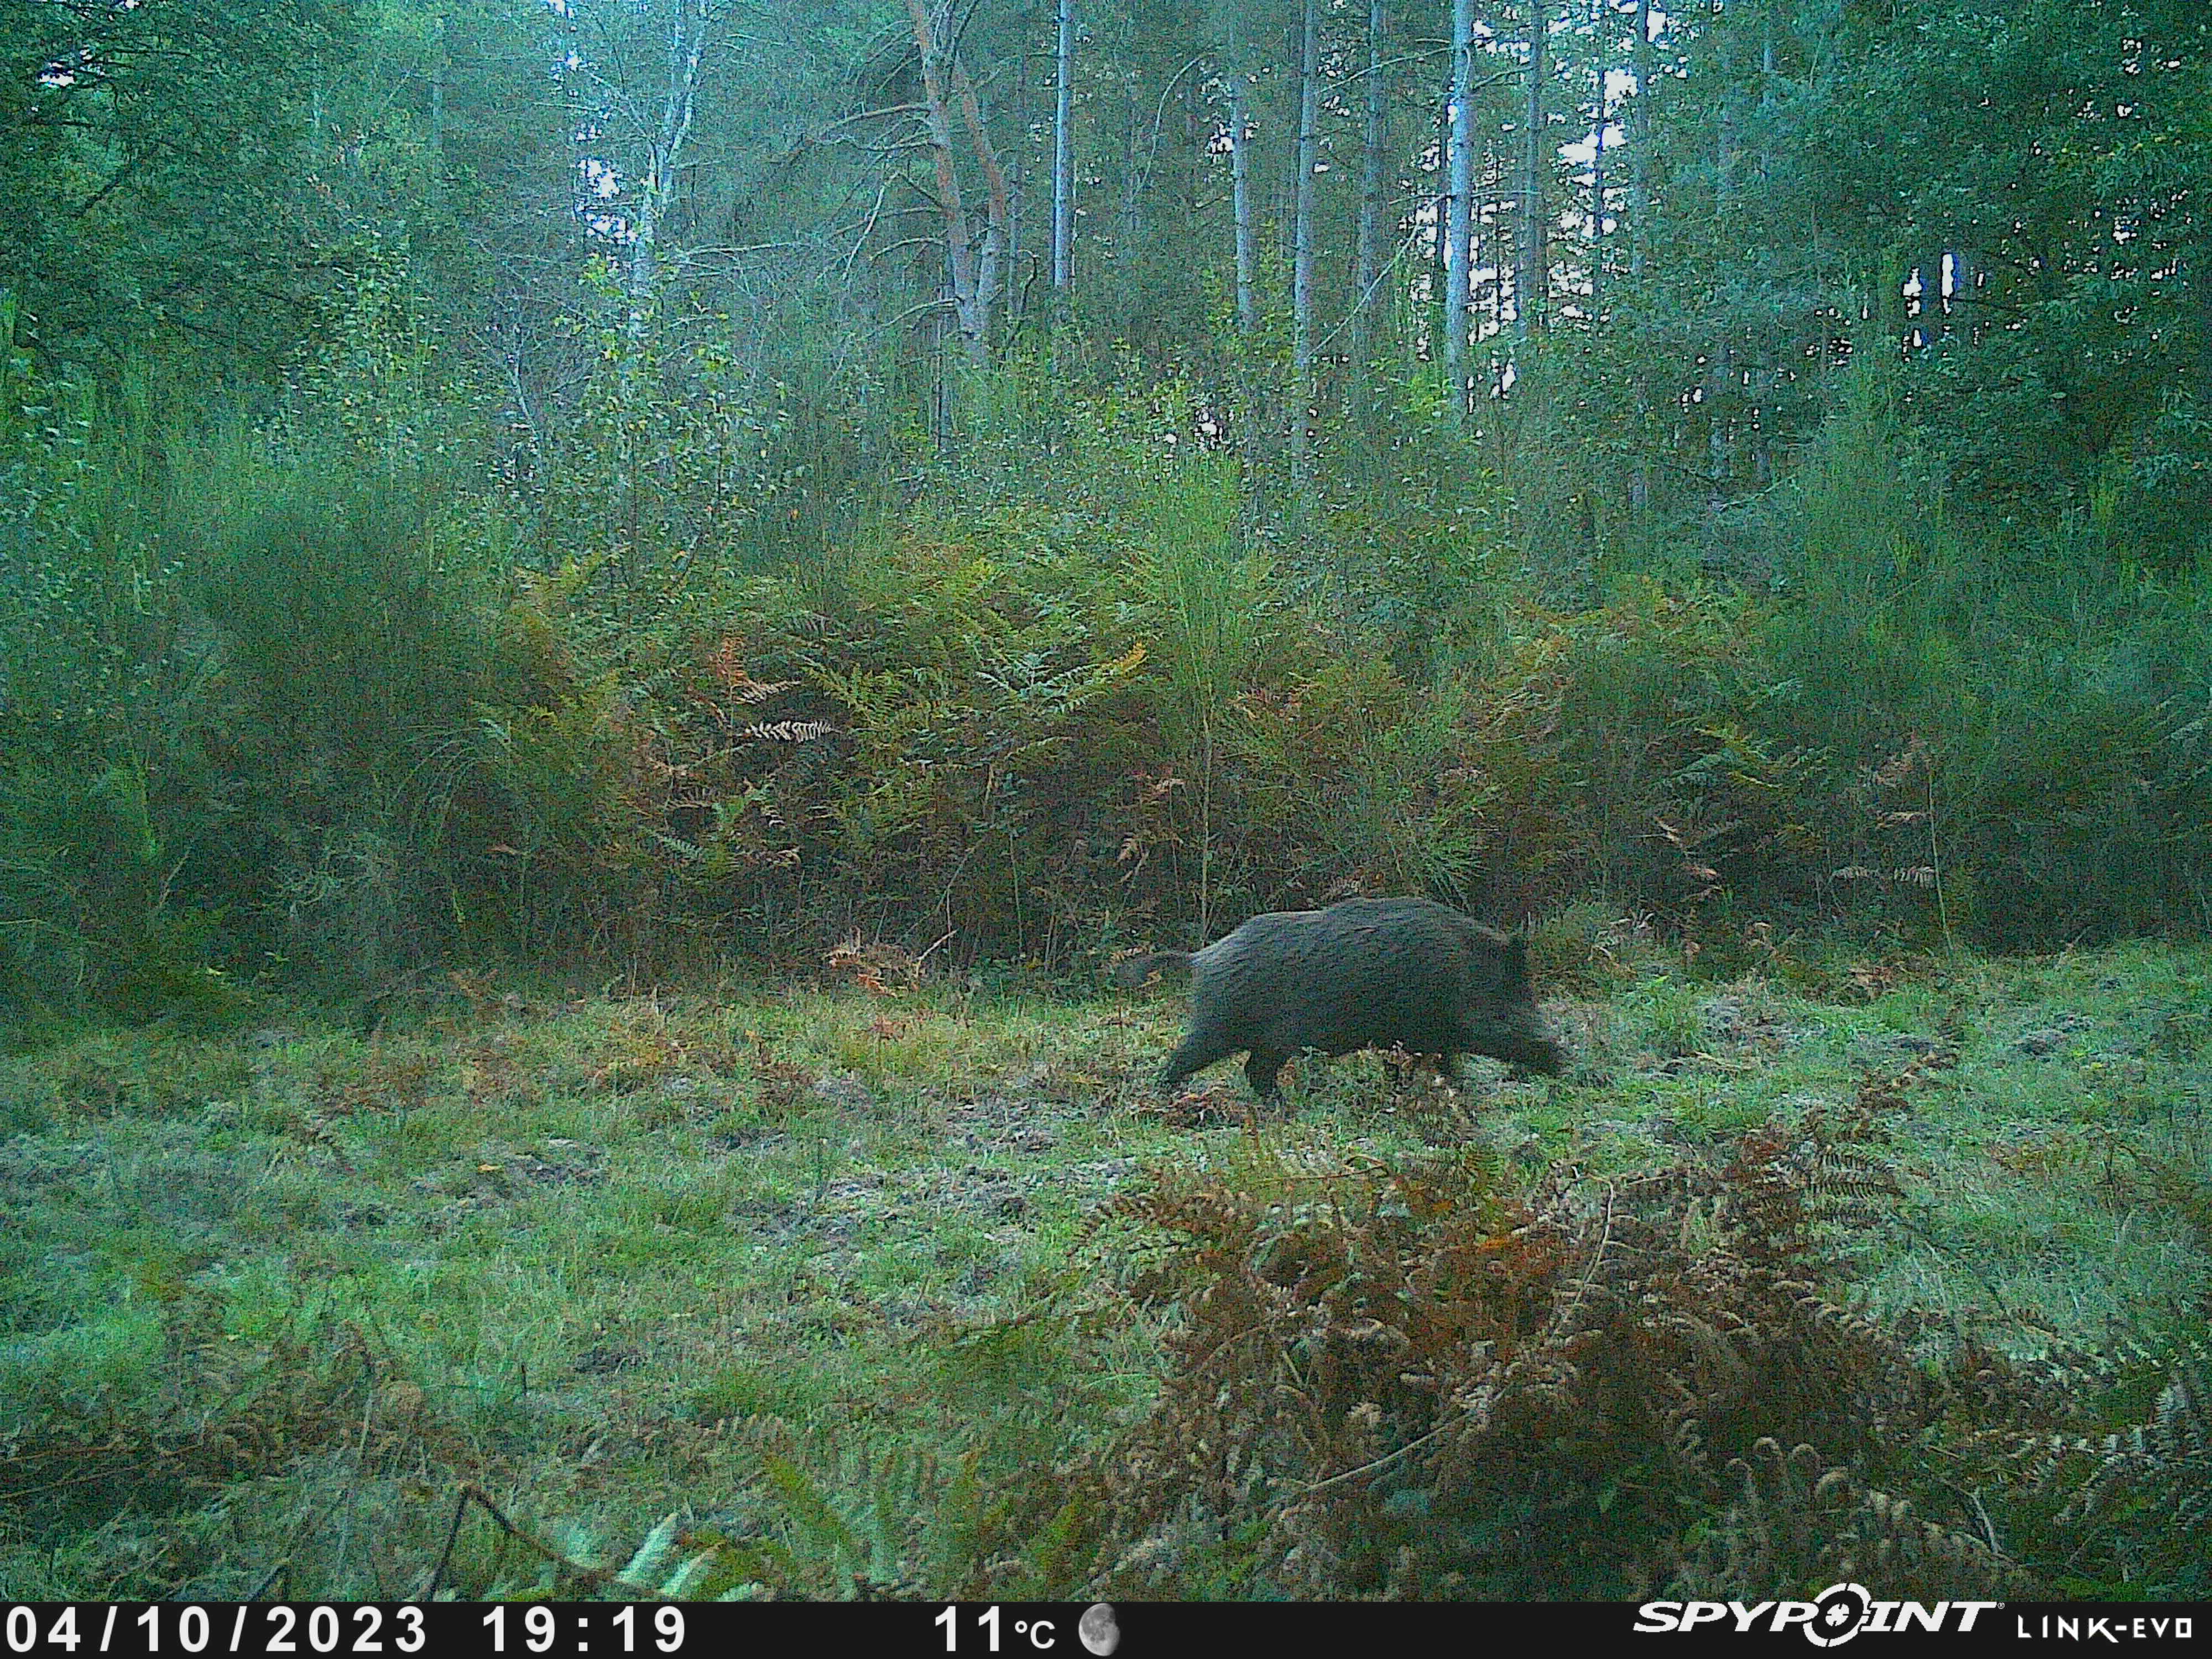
left=1460, top=1001, right=1565, bottom=1075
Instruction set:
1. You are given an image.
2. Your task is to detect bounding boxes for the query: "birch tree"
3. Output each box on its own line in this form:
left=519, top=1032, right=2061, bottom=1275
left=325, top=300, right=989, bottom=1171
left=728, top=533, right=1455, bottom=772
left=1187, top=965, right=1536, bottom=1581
left=1348, top=0, right=1390, bottom=408
left=626, top=1, right=717, bottom=341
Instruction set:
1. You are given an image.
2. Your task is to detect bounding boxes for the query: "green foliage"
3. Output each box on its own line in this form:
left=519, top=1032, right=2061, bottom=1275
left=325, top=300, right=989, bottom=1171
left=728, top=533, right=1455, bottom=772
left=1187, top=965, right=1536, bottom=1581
left=0, top=315, right=509, bottom=1019
left=1763, top=363, right=2212, bottom=944
left=3, top=0, right=2209, bottom=1012
left=7, top=332, right=2205, bottom=1020
left=535, top=259, right=799, bottom=580
left=0, top=0, right=359, bottom=368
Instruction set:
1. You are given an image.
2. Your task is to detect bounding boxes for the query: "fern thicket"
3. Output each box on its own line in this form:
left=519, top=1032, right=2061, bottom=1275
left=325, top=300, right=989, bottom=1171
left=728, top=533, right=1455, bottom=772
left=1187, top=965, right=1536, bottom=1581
left=4, top=340, right=2210, bottom=1029
left=1051, top=1080, right=2211, bottom=1599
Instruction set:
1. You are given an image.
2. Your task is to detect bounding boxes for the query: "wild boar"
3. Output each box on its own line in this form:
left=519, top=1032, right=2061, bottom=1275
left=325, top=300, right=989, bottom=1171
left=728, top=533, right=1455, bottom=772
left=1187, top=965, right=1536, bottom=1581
left=1117, top=896, right=1564, bottom=1098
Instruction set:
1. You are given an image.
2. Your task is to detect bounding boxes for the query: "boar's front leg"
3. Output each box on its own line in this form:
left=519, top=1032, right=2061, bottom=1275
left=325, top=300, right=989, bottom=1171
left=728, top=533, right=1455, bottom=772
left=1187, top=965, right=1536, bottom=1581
left=1160, top=1029, right=1235, bottom=1093
left=1244, top=1046, right=1291, bottom=1098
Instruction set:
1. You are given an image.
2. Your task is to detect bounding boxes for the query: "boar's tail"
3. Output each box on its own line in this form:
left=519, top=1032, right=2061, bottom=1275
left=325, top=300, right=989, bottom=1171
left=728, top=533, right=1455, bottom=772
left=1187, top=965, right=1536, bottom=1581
left=1111, top=950, right=1194, bottom=990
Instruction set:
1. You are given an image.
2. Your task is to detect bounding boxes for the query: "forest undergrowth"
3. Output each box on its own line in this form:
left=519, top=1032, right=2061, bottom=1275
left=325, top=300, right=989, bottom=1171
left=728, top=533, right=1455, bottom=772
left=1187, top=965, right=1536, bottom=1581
left=4, top=347, right=2208, bottom=1046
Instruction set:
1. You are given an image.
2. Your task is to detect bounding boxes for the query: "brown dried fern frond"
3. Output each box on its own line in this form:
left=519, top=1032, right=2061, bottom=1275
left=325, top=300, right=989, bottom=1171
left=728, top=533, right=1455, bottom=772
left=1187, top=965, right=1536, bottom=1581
left=1067, top=1106, right=1991, bottom=1600
left=702, top=637, right=794, bottom=705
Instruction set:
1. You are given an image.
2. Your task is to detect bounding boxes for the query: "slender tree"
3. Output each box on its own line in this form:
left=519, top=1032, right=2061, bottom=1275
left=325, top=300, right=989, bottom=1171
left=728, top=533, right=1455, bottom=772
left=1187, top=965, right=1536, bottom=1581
left=1349, top=0, right=1390, bottom=407
left=1052, top=0, right=1076, bottom=291
left=627, top=0, right=713, bottom=340
left=1119, top=69, right=1141, bottom=245
left=1223, top=4, right=1258, bottom=338
left=1629, top=0, right=1650, bottom=277
left=905, top=0, right=1011, bottom=363
left=428, top=12, right=447, bottom=207
left=1289, top=0, right=1321, bottom=472
left=1009, top=33, right=1029, bottom=318
left=1443, top=0, right=1477, bottom=420
left=1516, top=0, right=1548, bottom=345
left=1586, top=0, right=1606, bottom=317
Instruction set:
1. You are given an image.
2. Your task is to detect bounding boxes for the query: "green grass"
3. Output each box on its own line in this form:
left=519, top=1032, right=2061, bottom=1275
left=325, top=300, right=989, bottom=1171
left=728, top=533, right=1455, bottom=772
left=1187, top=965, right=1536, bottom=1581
left=2, top=937, right=2208, bottom=1599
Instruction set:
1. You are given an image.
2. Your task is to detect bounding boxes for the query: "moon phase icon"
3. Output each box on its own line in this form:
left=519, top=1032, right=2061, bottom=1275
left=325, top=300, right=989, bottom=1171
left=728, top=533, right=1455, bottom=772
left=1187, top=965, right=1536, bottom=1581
left=1078, top=1603, right=1120, bottom=1657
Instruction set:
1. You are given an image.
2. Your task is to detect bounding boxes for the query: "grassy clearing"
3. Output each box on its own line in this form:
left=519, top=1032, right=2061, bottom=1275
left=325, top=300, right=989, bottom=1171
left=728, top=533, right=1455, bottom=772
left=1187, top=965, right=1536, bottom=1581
left=2, top=935, right=2208, bottom=1599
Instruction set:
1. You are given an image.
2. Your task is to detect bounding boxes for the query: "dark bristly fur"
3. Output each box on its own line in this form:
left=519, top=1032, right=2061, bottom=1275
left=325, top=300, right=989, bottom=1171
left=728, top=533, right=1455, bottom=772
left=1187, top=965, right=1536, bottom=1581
left=1119, top=896, right=1564, bottom=1097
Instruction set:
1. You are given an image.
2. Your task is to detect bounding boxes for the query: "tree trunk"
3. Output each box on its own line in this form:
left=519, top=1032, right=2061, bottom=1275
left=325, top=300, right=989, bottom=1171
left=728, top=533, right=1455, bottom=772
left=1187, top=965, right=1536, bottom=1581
left=951, top=44, right=1013, bottom=341
left=1717, top=85, right=1735, bottom=220
left=629, top=0, right=709, bottom=338
left=1349, top=0, right=1390, bottom=408
left=1185, top=70, right=1203, bottom=230
left=616, top=0, right=713, bottom=584
left=1443, top=0, right=1475, bottom=422
left=1708, top=339, right=1733, bottom=492
left=1715, top=20, right=1737, bottom=225
left=1228, top=20, right=1256, bottom=337
left=1222, top=4, right=1259, bottom=466
left=1278, top=27, right=1300, bottom=263
left=1120, top=71, right=1140, bottom=248
left=1587, top=7, right=1605, bottom=320
left=1009, top=40, right=1027, bottom=321
left=1760, top=28, right=1775, bottom=188
left=1431, top=90, right=1448, bottom=367
left=1484, top=143, right=1503, bottom=395
left=906, top=0, right=1009, bottom=364
left=1629, top=0, right=1650, bottom=278
left=1052, top=0, right=1076, bottom=291
left=1516, top=0, right=1547, bottom=346
left=1470, top=147, right=1485, bottom=392
left=1289, top=0, right=1319, bottom=473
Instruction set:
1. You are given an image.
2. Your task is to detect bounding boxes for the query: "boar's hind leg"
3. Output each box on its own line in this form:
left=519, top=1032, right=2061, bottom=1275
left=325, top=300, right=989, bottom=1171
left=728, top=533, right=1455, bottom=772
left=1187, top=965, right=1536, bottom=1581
left=1159, top=1030, right=1235, bottom=1093
left=1244, top=1047, right=1291, bottom=1098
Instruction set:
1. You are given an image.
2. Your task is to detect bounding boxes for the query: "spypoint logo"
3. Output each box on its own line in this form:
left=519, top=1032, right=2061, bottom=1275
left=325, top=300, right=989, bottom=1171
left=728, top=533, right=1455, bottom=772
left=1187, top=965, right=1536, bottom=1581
left=1801, top=1585, right=1886, bottom=1647
left=1634, top=1584, right=2002, bottom=1645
